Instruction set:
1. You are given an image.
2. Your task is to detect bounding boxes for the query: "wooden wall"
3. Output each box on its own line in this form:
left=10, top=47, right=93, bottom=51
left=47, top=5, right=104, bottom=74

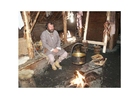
left=82, top=11, right=106, bottom=41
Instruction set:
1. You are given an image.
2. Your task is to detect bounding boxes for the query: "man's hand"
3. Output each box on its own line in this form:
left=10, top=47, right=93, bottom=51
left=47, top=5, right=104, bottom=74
left=53, top=48, right=59, bottom=53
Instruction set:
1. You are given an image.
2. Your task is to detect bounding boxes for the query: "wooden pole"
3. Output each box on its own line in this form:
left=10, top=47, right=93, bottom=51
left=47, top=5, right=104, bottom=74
left=22, top=11, right=34, bottom=59
left=106, top=11, right=110, bottom=21
left=79, top=28, right=82, bottom=38
left=102, top=11, right=112, bottom=53
left=103, top=33, right=108, bottom=53
left=77, top=12, right=83, bottom=38
left=30, top=11, right=40, bottom=32
left=109, top=12, right=116, bottom=50
left=62, top=11, right=68, bottom=44
left=109, top=34, right=114, bottom=50
left=86, top=40, right=105, bottom=45
left=83, top=11, right=90, bottom=42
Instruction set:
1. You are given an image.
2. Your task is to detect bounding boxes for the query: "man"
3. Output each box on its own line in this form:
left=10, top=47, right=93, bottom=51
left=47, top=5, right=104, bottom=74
left=40, top=22, right=68, bottom=70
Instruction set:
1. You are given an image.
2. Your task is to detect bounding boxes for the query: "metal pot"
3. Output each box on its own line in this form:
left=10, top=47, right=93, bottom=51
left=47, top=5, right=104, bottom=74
left=71, top=43, right=86, bottom=65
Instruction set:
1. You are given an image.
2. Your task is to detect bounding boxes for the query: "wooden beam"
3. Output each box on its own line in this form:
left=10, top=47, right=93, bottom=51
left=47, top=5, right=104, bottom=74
left=86, top=36, right=107, bottom=53
left=22, top=11, right=34, bottom=59
left=79, top=28, right=82, bottom=38
left=62, top=11, right=68, bottom=44
left=83, top=11, right=90, bottom=41
left=30, top=11, right=40, bottom=32
left=106, top=11, right=110, bottom=21
left=103, top=33, right=108, bottom=53
left=109, top=12, right=116, bottom=50
left=86, top=40, right=105, bottom=45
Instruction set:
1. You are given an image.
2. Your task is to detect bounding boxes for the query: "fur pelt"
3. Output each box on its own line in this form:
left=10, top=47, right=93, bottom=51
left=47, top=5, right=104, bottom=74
left=18, top=56, right=29, bottom=66
left=19, top=69, right=34, bottom=80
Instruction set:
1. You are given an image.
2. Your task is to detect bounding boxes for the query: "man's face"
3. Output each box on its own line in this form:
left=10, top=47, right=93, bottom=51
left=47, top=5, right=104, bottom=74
left=47, top=23, right=54, bottom=33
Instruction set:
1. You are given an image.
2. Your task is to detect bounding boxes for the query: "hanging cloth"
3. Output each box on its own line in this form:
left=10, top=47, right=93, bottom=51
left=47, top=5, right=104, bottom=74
left=76, top=11, right=83, bottom=29
left=18, top=12, right=24, bottom=29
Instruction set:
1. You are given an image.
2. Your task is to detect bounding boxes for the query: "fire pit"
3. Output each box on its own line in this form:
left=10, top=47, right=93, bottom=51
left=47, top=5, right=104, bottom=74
left=68, top=70, right=101, bottom=88
left=55, top=60, right=105, bottom=88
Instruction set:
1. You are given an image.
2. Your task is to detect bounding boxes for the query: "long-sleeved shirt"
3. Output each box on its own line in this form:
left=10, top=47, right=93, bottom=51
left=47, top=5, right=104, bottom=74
left=40, top=30, right=64, bottom=55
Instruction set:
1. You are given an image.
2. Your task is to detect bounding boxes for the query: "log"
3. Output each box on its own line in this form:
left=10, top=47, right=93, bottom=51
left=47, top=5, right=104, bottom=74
left=22, top=11, right=34, bottom=59
left=62, top=11, right=68, bottom=44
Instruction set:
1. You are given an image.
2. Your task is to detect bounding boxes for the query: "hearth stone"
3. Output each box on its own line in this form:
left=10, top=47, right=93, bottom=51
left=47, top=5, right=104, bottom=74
left=88, top=79, right=102, bottom=88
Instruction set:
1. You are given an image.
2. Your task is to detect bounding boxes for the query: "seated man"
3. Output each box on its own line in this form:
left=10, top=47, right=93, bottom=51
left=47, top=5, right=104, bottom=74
left=40, top=22, right=68, bottom=70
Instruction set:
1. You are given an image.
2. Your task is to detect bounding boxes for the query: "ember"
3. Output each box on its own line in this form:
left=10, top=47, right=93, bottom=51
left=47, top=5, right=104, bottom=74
left=69, top=70, right=87, bottom=88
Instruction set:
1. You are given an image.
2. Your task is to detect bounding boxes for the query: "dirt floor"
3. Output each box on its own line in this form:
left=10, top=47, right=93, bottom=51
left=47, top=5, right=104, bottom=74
left=33, top=42, right=121, bottom=88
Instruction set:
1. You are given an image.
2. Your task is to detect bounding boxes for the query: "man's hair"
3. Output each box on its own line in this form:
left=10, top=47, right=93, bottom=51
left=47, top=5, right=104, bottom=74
left=46, top=21, right=55, bottom=29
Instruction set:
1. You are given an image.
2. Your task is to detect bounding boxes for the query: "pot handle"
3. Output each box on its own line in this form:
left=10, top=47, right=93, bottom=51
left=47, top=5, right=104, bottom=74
left=70, top=42, right=84, bottom=57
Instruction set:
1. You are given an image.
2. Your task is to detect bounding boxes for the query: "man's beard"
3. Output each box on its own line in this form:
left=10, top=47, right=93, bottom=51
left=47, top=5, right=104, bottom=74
left=48, top=29, right=54, bottom=33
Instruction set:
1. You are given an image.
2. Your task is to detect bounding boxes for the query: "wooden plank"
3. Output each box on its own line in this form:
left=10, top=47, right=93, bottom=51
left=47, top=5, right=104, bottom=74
left=86, top=40, right=105, bottom=45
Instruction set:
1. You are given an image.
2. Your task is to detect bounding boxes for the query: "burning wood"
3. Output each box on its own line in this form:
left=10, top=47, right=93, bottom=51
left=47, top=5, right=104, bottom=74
left=69, top=70, right=86, bottom=88
left=67, top=69, right=101, bottom=88
left=55, top=55, right=106, bottom=88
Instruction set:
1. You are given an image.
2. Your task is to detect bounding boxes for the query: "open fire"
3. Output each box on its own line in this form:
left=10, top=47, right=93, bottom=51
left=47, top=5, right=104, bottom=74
left=69, top=70, right=87, bottom=88
left=55, top=59, right=105, bottom=88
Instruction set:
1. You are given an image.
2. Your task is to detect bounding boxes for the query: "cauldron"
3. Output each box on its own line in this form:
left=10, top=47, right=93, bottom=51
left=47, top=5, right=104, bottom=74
left=71, top=43, right=86, bottom=65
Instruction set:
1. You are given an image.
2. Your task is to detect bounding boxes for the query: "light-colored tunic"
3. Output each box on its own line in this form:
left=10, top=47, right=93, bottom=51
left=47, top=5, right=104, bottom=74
left=40, top=30, right=65, bottom=56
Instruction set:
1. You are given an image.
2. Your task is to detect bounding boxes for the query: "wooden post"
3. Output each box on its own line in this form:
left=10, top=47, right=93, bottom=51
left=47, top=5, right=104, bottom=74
left=77, top=12, right=83, bottom=38
left=103, top=33, right=108, bottom=53
left=62, top=11, right=68, bottom=44
left=79, top=28, right=82, bottom=38
left=109, top=12, right=116, bottom=50
left=102, top=11, right=112, bottom=53
left=109, top=34, right=114, bottom=50
left=22, top=11, right=34, bottom=59
left=83, top=11, right=90, bottom=42
left=106, top=11, right=110, bottom=21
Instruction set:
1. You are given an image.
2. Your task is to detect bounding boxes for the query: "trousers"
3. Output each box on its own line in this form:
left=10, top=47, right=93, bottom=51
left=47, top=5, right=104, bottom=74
left=47, top=51, right=68, bottom=65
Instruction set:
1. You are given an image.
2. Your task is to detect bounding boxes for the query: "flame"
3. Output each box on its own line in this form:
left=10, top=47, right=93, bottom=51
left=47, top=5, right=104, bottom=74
left=70, top=70, right=85, bottom=88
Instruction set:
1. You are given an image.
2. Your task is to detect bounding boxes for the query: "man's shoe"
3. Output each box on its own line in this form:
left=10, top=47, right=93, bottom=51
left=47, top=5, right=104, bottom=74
left=55, top=61, right=62, bottom=70
left=52, top=63, right=57, bottom=70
